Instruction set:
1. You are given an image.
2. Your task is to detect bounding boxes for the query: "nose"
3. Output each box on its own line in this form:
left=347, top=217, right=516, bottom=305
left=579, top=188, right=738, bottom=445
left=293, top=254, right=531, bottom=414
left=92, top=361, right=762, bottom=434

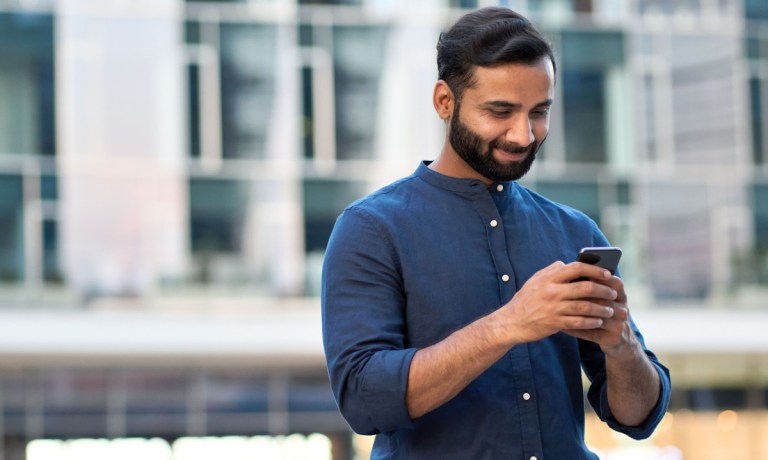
left=504, top=115, right=534, bottom=148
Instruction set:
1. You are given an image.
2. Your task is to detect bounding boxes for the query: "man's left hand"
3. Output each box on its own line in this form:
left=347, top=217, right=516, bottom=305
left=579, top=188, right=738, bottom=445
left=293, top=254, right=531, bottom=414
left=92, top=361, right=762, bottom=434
left=564, top=275, right=637, bottom=358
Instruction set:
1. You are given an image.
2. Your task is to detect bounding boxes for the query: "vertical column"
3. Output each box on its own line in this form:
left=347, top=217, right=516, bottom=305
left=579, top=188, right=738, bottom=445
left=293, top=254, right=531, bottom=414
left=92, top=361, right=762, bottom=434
left=55, top=0, right=187, bottom=298
left=371, top=4, right=443, bottom=187
left=243, top=22, right=306, bottom=297
left=327, top=431, right=354, bottom=460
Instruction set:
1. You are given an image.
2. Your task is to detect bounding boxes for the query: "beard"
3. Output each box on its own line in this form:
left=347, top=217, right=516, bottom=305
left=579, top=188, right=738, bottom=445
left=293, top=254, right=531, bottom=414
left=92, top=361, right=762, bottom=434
left=448, top=107, right=544, bottom=182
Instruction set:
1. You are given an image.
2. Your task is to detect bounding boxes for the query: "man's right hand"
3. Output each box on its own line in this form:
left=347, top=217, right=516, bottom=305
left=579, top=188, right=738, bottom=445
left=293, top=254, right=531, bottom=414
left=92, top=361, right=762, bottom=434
left=406, top=260, right=618, bottom=419
left=496, top=260, right=618, bottom=345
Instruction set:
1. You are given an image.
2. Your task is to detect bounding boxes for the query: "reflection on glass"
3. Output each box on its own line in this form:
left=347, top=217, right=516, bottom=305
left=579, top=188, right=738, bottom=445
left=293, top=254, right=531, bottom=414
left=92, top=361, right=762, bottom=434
left=560, top=30, right=624, bottom=164
left=303, top=179, right=367, bottom=252
left=0, top=13, right=55, bottom=156
left=333, top=25, right=388, bottom=160
left=750, top=78, right=764, bottom=165
left=535, top=181, right=601, bottom=224
left=0, top=174, right=23, bottom=280
left=220, top=23, right=277, bottom=159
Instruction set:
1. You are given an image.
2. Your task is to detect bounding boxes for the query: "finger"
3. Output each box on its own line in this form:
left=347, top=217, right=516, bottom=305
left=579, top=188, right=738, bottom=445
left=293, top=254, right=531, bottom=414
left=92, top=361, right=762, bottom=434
left=543, top=260, right=566, bottom=273
left=563, top=329, right=600, bottom=341
left=562, top=316, right=604, bottom=330
left=568, top=300, right=615, bottom=319
left=591, top=274, right=624, bottom=290
left=556, top=262, right=612, bottom=284
left=569, top=280, right=618, bottom=302
left=589, top=276, right=629, bottom=303
left=611, top=305, right=630, bottom=322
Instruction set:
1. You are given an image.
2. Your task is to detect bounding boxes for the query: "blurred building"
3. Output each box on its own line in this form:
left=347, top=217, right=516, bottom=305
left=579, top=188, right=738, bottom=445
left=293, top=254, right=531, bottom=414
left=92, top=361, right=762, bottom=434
left=0, top=0, right=767, bottom=458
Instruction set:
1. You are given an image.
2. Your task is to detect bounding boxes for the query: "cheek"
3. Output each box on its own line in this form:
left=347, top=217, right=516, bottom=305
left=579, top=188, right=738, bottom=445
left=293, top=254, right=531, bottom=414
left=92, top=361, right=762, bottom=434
left=532, top=119, right=550, bottom=141
left=473, top=121, right=508, bottom=144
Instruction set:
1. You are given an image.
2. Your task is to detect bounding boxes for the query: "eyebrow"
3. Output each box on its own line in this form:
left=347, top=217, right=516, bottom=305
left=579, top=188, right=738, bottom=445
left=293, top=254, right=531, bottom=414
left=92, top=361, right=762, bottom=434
left=480, top=99, right=553, bottom=109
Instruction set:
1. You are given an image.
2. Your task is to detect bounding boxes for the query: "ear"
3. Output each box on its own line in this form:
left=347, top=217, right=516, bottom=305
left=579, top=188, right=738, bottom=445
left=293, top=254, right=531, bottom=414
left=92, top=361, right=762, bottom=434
left=433, top=80, right=455, bottom=121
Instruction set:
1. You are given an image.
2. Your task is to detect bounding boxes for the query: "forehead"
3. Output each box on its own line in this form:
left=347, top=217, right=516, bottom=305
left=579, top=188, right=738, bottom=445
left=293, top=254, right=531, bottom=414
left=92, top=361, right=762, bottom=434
left=466, top=59, right=555, bottom=103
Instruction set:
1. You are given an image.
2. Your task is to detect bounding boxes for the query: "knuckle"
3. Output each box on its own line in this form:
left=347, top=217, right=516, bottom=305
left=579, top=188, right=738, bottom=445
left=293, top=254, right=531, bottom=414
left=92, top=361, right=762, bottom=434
left=588, top=283, right=605, bottom=298
left=578, top=282, right=593, bottom=297
left=570, top=316, right=599, bottom=329
left=567, top=317, right=583, bottom=329
left=544, top=285, right=560, bottom=300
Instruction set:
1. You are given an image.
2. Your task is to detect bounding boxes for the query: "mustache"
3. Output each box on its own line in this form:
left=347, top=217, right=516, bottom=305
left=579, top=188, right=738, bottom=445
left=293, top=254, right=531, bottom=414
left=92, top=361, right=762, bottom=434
left=488, top=140, right=535, bottom=154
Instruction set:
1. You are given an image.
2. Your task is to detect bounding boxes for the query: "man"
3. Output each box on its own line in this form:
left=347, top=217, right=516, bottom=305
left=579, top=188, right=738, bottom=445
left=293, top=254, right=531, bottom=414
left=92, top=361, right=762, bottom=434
left=322, top=6, right=670, bottom=459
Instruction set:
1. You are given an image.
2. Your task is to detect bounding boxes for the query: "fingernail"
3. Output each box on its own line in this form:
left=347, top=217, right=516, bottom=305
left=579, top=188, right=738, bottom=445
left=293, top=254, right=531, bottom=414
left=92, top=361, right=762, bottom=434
left=606, top=307, right=614, bottom=316
left=604, top=270, right=611, bottom=278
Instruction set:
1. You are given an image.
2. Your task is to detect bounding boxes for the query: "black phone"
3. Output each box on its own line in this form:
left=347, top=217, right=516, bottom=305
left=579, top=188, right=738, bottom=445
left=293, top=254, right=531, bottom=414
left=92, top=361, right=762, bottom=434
left=576, top=246, right=622, bottom=275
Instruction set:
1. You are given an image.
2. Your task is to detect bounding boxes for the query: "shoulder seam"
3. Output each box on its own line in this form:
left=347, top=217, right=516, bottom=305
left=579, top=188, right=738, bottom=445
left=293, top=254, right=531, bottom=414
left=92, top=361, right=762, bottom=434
left=344, top=205, right=403, bottom=277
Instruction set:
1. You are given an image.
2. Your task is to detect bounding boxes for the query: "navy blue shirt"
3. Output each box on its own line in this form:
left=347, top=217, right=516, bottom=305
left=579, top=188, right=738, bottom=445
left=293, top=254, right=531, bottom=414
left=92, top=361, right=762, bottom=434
left=322, top=162, right=671, bottom=459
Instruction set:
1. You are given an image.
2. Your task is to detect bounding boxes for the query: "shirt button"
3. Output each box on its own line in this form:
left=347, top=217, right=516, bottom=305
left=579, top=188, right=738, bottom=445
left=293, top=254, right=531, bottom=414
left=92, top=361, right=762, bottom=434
left=496, top=184, right=504, bottom=192
left=490, top=219, right=498, bottom=228
left=501, top=274, right=510, bottom=282
left=530, top=457, right=538, bottom=460
left=523, top=392, right=531, bottom=401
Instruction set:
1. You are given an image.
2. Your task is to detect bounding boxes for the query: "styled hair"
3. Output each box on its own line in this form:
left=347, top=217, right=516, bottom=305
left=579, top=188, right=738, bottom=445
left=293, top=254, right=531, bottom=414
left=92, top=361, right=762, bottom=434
left=436, top=7, right=556, bottom=100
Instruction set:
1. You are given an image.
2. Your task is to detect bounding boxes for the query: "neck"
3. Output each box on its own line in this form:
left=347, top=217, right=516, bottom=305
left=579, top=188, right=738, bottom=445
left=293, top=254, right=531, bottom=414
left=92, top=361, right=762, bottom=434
left=429, top=145, right=493, bottom=187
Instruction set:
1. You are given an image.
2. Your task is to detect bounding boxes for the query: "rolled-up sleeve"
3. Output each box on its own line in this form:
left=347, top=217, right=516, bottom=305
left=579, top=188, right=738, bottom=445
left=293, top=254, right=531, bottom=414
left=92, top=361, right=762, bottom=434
left=321, top=206, right=416, bottom=434
left=580, top=317, right=672, bottom=440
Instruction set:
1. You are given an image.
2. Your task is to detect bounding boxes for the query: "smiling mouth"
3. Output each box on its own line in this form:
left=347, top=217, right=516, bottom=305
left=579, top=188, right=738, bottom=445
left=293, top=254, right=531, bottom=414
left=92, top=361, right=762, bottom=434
left=494, top=147, right=529, bottom=161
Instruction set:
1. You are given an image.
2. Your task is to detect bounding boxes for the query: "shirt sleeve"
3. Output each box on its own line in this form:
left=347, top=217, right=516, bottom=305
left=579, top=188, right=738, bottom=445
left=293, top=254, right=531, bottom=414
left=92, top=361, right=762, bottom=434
left=580, top=223, right=672, bottom=439
left=321, top=206, right=416, bottom=435
left=580, top=320, right=672, bottom=440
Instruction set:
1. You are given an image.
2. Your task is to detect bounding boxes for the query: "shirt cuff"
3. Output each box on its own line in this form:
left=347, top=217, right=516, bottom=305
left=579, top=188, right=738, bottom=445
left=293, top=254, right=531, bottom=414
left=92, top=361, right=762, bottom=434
left=598, top=361, right=672, bottom=440
left=360, top=347, right=418, bottom=433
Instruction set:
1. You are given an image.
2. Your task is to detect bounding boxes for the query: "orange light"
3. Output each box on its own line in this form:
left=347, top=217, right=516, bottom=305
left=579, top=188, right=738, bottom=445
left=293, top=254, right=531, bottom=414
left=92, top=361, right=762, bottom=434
left=716, top=410, right=739, bottom=431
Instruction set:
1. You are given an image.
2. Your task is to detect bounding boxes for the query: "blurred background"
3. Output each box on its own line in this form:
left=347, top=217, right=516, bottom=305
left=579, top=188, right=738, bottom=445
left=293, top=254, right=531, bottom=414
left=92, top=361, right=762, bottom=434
left=0, top=0, right=767, bottom=458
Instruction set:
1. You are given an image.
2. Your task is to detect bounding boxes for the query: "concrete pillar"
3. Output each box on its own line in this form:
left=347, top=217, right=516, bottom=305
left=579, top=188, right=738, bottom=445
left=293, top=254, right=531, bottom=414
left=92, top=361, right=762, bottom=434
left=328, top=431, right=354, bottom=460
left=55, top=0, right=187, bottom=298
left=2, top=437, right=27, bottom=460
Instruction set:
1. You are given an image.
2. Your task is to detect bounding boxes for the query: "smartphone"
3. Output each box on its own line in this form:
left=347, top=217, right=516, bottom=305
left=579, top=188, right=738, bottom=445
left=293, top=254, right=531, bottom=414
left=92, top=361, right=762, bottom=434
left=577, top=246, right=622, bottom=275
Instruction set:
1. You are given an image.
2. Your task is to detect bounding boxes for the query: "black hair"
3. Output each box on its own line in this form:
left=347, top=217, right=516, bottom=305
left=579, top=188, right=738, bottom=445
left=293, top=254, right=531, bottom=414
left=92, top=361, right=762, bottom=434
left=436, top=7, right=556, bottom=101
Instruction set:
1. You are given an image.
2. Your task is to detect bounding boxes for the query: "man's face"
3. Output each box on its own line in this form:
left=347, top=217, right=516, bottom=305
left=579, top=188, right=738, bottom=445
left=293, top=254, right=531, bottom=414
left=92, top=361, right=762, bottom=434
left=447, top=58, right=554, bottom=183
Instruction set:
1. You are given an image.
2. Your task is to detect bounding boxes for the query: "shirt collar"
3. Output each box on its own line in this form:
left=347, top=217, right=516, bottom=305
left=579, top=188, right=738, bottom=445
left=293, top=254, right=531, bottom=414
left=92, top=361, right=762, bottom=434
left=415, top=161, right=513, bottom=195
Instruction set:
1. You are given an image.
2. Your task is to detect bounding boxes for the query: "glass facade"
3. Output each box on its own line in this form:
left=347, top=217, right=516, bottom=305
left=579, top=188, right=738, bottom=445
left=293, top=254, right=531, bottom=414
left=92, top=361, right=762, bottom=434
left=219, top=23, right=277, bottom=160
left=0, top=12, right=56, bottom=284
left=0, top=366, right=342, bottom=439
left=0, top=12, right=55, bottom=157
left=2, top=0, right=768, bottom=458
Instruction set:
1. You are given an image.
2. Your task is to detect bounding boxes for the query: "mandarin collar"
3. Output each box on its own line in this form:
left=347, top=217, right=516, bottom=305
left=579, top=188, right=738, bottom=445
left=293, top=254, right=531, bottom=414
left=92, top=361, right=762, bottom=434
left=415, top=161, right=513, bottom=195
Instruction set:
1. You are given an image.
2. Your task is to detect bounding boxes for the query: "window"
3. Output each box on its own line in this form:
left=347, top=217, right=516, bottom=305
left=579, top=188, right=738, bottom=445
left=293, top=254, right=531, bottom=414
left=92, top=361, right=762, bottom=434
left=750, top=78, right=765, bottom=165
left=332, top=25, right=389, bottom=160
left=745, top=0, right=768, bottom=20
left=0, top=174, right=23, bottom=280
left=189, top=178, right=249, bottom=254
left=219, top=23, right=277, bottom=159
left=562, top=70, right=607, bottom=163
left=688, top=387, right=748, bottom=410
left=0, top=13, right=55, bottom=156
left=560, top=30, right=624, bottom=164
left=753, top=182, right=768, bottom=254
left=303, top=179, right=367, bottom=253
left=535, top=181, right=601, bottom=224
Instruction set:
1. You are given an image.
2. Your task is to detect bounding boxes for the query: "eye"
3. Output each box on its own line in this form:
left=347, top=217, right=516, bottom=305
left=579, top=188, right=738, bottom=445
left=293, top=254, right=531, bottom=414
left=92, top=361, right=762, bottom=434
left=489, top=109, right=511, bottom=118
left=530, top=108, right=550, bottom=118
